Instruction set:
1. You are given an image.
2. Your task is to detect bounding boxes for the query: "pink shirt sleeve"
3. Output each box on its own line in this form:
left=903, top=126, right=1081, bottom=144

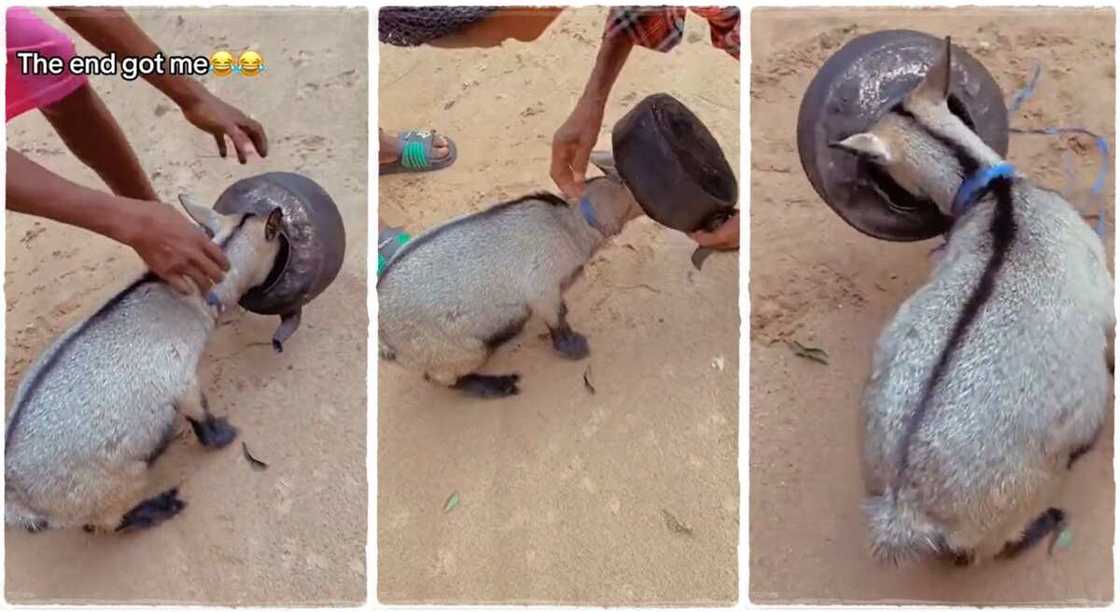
left=6, top=7, right=88, bottom=122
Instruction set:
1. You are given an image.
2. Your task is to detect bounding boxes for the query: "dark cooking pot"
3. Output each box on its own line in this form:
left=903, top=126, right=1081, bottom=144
left=212, top=172, right=346, bottom=352
left=611, top=93, right=738, bottom=269
left=796, top=29, right=1010, bottom=241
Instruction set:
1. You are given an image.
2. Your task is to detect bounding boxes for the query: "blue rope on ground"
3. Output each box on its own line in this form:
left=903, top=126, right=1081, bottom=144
left=1005, top=62, right=1111, bottom=238
left=1007, top=62, right=1042, bottom=114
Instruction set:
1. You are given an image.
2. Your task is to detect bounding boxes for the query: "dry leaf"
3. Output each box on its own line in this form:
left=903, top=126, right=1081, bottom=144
left=788, top=340, right=829, bottom=365
left=661, top=509, right=694, bottom=536
left=241, top=442, right=269, bottom=471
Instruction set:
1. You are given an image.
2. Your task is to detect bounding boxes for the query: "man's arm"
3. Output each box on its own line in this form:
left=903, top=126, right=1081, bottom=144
left=578, top=28, right=634, bottom=113
left=49, top=8, right=203, bottom=107
left=549, top=32, right=633, bottom=199
left=7, top=148, right=228, bottom=293
left=49, top=7, right=268, bottom=163
left=8, top=148, right=144, bottom=246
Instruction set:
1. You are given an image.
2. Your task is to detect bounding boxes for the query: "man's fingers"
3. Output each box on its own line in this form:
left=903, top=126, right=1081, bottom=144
left=569, top=143, right=592, bottom=186
left=166, top=274, right=192, bottom=295
left=184, top=266, right=213, bottom=294
left=242, top=118, right=268, bottom=157
left=214, top=133, right=228, bottom=158
left=690, top=213, right=740, bottom=250
left=227, top=126, right=253, bottom=164
left=691, top=229, right=729, bottom=249
left=192, top=251, right=226, bottom=284
left=199, top=238, right=231, bottom=271
left=550, top=142, right=591, bottom=200
left=550, top=147, right=578, bottom=199
left=550, top=168, right=575, bottom=199
left=690, top=230, right=717, bottom=248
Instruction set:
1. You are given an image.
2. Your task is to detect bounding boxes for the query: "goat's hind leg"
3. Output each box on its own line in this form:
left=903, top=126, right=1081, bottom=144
left=115, top=487, right=187, bottom=532
left=995, top=508, right=1066, bottom=560
left=450, top=373, right=521, bottom=397
left=84, top=461, right=183, bottom=533
left=424, top=338, right=520, bottom=398
left=1069, top=424, right=1103, bottom=469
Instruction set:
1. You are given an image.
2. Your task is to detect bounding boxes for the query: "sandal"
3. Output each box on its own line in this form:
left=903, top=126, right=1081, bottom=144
left=378, top=226, right=411, bottom=277
left=379, top=129, right=458, bottom=175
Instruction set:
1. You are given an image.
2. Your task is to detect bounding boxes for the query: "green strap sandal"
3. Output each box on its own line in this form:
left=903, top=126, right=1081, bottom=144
left=380, top=129, right=458, bottom=175
left=378, top=227, right=411, bottom=278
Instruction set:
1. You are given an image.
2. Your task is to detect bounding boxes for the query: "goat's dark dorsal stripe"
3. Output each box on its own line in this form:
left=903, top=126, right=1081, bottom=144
left=5, top=273, right=160, bottom=448
left=893, top=177, right=1017, bottom=488
left=891, top=104, right=981, bottom=179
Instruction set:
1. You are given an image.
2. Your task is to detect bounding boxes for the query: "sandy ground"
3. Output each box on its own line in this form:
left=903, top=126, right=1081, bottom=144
left=5, top=8, right=367, bottom=605
left=377, top=7, right=739, bottom=605
left=750, top=8, right=1114, bottom=605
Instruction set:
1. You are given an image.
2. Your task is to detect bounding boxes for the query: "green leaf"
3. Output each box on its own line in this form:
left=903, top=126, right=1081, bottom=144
left=1055, top=527, right=1073, bottom=551
left=443, top=492, right=460, bottom=513
left=788, top=340, right=830, bottom=365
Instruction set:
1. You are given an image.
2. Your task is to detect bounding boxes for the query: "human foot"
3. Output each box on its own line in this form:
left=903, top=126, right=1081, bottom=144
left=379, top=128, right=458, bottom=174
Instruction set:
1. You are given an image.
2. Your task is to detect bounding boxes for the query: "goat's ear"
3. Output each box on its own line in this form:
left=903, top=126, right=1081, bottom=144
left=177, top=194, right=222, bottom=238
left=589, top=150, right=619, bottom=179
left=910, top=35, right=953, bottom=104
left=265, top=207, right=284, bottom=242
left=829, top=132, right=892, bottom=164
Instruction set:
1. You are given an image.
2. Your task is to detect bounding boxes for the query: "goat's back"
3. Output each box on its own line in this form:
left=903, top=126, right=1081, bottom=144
left=378, top=198, right=593, bottom=351
left=6, top=279, right=211, bottom=509
left=862, top=184, right=1112, bottom=552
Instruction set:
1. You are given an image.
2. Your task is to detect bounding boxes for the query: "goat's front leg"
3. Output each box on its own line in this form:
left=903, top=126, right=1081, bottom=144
left=175, top=378, right=238, bottom=449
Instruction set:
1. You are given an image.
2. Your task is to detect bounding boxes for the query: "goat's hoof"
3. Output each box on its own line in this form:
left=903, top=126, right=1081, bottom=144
left=553, top=331, right=590, bottom=360
left=116, top=487, right=187, bottom=532
left=188, top=416, right=239, bottom=449
left=454, top=373, right=521, bottom=398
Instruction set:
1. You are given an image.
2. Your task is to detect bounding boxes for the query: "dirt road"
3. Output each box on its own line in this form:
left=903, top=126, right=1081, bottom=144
left=5, top=8, right=367, bottom=605
left=377, top=7, right=740, bottom=605
left=750, top=8, right=1114, bottom=605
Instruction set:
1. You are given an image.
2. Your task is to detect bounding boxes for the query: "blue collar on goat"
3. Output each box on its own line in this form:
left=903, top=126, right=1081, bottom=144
left=579, top=195, right=600, bottom=232
left=951, top=162, right=1016, bottom=218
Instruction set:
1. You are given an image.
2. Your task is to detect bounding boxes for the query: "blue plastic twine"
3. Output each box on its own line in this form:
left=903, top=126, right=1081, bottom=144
left=1006, top=61, right=1111, bottom=239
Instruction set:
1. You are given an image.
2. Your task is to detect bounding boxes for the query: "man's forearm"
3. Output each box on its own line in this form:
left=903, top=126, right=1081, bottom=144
left=7, top=148, right=141, bottom=245
left=50, top=7, right=208, bottom=108
left=580, top=32, right=633, bottom=106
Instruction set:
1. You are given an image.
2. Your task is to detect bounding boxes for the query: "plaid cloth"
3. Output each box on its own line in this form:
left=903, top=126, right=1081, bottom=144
left=604, top=6, right=739, bottom=60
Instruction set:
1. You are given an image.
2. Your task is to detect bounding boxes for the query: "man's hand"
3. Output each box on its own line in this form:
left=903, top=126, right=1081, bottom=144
left=550, top=96, right=605, bottom=200
left=690, top=212, right=740, bottom=251
left=123, top=202, right=230, bottom=294
left=181, top=93, right=268, bottom=164
left=49, top=7, right=267, bottom=164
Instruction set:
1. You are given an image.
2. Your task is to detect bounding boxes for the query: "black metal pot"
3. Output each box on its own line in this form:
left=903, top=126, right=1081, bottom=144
left=212, top=172, right=346, bottom=351
left=611, top=93, right=738, bottom=268
left=796, top=29, right=1010, bottom=241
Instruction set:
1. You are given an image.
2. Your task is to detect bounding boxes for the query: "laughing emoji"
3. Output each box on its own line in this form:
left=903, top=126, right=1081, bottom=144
left=210, top=50, right=234, bottom=77
left=238, top=50, right=263, bottom=77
